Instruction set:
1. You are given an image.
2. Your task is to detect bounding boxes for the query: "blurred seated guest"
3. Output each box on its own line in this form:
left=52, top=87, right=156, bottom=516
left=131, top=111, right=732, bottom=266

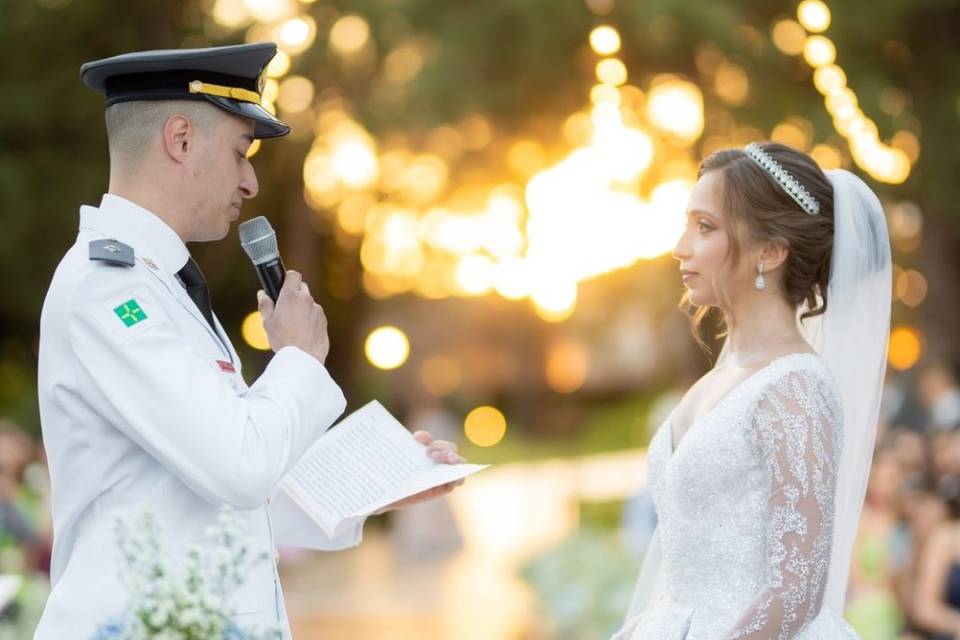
left=931, top=430, right=960, bottom=516
left=845, top=449, right=909, bottom=638
left=919, top=361, right=960, bottom=433
left=891, top=428, right=933, bottom=477
left=881, top=374, right=909, bottom=429
left=891, top=473, right=948, bottom=638
left=0, top=421, right=41, bottom=573
left=913, top=480, right=960, bottom=639
left=19, top=449, right=53, bottom=575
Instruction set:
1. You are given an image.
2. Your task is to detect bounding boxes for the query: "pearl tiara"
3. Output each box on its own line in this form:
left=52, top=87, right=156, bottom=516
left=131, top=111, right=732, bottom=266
left=744, top=143, right=821, bottom=215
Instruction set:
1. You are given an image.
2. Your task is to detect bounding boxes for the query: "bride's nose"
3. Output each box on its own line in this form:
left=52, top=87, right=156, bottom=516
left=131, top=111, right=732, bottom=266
left=672, top=229, right=692, bottom=261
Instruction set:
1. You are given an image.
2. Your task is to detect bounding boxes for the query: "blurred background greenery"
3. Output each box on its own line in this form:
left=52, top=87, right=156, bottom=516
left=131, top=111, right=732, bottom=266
left=1, top=0, right=959, bottom=638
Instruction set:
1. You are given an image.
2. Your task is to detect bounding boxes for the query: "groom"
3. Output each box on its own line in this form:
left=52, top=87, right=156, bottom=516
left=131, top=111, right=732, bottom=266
left=35, top=42, right=464, bottom=639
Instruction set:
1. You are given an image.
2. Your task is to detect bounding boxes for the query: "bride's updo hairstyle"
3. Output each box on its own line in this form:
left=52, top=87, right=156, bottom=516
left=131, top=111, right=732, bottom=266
left=686, top=142, right=835, bottom=353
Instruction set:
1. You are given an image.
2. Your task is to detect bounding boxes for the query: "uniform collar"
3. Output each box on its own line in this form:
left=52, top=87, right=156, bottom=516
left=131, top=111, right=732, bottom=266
left=79, top=194, right=190, bottom=273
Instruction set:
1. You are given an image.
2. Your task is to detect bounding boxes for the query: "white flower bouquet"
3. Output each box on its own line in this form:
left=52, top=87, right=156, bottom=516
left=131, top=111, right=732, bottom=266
left=91, top=507, right=281, bottom=640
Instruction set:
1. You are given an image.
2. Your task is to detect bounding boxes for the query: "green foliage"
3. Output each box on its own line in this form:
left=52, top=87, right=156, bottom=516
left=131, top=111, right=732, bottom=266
left=520, top=529, right=641, bottom=639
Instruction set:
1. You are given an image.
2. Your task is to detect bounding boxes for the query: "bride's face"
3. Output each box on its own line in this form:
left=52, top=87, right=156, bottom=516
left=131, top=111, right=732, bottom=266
left=672, top=170, right=755, bottom=308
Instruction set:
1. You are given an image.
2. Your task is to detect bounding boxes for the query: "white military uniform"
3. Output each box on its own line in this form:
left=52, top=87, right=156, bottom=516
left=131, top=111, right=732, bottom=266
left=35, top=194, right=363, bottom=639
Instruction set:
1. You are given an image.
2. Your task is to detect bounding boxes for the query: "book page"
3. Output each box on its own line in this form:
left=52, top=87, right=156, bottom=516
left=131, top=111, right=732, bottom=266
left=281, top=400, right=487, bottom=537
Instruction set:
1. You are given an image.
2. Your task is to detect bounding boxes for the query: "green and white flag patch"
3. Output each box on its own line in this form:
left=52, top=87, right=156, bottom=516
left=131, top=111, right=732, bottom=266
left=101, top=288, right=168, bottom=344
left=113, top=299, right=148, bottom=327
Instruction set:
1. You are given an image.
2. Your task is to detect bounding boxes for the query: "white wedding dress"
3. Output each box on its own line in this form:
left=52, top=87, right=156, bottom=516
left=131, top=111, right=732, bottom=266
left=615, top=352, right=860, bottom=640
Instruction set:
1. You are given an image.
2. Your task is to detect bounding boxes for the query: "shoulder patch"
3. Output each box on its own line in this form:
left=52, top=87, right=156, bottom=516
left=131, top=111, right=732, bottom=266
left=89, top=239, right=135, bottom=267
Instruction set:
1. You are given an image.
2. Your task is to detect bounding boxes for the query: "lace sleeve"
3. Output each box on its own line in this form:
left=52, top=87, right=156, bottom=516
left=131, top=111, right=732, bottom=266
left=724, top=368, right=843, bottom=640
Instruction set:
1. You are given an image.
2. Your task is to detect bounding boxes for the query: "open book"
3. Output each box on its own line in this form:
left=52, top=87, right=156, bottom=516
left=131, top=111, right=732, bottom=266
left=281, top=400, right=488, bottom=539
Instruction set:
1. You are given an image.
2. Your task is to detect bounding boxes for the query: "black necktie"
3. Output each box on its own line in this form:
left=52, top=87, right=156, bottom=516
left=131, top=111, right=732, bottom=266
left=176, top=257, right=215, bottom=331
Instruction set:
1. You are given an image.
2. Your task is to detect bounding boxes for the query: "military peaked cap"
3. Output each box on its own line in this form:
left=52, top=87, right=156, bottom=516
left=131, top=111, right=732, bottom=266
left=80, top=42, right=289, bottom=139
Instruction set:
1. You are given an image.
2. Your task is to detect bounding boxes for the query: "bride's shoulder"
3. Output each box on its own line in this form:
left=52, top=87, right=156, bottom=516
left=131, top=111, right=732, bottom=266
left=750, top=352, right=842, bottom=416
left=745, top=351, right=837, bottom=400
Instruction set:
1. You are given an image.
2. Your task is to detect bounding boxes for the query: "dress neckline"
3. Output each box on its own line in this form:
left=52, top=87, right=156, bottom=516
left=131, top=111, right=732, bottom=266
left=668, top=351, right=821, bottom=455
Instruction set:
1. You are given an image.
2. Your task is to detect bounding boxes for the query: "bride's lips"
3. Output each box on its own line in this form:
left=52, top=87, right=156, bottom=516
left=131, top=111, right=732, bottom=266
left=681, top=270, right=698, bottom=283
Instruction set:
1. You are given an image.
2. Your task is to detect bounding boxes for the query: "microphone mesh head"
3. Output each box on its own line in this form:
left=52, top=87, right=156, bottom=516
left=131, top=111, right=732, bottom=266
left=238, top=216, right=279, bottom=265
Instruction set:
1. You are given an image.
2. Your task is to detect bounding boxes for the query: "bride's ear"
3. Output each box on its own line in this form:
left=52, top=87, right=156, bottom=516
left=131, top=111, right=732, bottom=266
left=758, top=238, right=790, bottom=272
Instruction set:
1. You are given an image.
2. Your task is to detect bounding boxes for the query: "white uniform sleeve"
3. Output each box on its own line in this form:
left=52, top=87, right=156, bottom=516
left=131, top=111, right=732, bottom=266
left=69, top=274, right=347, bottom=510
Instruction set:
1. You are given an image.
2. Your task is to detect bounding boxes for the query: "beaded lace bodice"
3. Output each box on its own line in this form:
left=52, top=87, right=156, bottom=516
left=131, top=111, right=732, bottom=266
left=620, top=353, right=858, bottom=640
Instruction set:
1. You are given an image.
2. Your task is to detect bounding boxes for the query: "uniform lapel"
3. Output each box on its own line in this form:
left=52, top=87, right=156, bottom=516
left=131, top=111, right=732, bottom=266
left=80, top=197, right=233, bottom=360
left=139, top=258, right=234, bottom=360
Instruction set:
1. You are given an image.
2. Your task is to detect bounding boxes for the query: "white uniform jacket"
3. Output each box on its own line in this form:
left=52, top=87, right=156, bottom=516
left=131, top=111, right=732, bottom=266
left=35, top=194, right=363, bottom=639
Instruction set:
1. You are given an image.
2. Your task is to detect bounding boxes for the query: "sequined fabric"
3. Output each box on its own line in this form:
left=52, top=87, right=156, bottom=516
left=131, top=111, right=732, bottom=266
left=617, top=353, right=860, bottom=640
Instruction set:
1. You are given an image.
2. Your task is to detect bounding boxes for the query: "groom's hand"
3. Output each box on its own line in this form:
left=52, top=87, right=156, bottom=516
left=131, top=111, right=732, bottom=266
left=374, top=431, right=466, bottom=514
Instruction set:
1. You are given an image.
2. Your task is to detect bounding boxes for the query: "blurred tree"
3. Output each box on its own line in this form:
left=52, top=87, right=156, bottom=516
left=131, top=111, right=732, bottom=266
left=0, top=0, right=958, bottom=434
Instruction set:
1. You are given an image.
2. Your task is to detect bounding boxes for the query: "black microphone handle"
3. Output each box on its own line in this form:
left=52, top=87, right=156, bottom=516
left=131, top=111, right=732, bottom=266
left=256, top=257, right=286, bottom=302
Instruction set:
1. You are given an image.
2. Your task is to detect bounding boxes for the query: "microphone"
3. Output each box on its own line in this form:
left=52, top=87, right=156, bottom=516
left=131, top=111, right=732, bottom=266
left=239, top=216, right=285, bottom=302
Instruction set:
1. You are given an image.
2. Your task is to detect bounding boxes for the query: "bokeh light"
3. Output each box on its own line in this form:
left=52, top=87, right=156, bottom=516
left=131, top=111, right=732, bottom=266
left=329, top=15, right=370, bottom=57
left=771, top=118, right=812, bottom=150
left=803, top=35, right=837, bottom=67
left=531, top=282, right=578, bottom=323
left=809, top=144, right=843, bottom=169
left=595, top=59, right=627, bottom=86
left=772, top=19, right=806, bottom=56
left=589, top=26, right=621, bottom=56
left=244, top=0, right=295, bottom=23
left=714, top=63, right=749, bottom=106
left=266, top=50, right=291, bottom=78
left=241, top=311, right=270, bottom=351
left=277, top=75, right=314, bottom=113
left=464, top=406, right=507, bottom=447
left=645, top=76, right=704, bottom=141
left=545, top=340, right=589, bottom=394
left=895, top=269, right=928, bottom=308
left=798, top=0, right=831, bottom=33
left=277, top=15, right=316, bottom=55
left=365, top=326, right=410, bottom=370
left=211, top=0, right=251, bottom=28
left=888, top=326, right=923, bottom=371
left=813, top=65, right=847, bottom=95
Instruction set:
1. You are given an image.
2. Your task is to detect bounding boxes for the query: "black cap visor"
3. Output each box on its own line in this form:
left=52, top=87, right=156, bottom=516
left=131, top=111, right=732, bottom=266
left=202, top=95, right=290, bottom=139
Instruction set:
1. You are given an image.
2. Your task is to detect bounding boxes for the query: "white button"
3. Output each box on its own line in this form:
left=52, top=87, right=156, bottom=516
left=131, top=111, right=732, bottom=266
left=274, top=549, right=280, bottom=565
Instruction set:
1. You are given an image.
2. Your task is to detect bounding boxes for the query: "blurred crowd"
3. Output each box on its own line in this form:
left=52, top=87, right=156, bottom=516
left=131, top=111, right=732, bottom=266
left=0, top=420, right=51, bottom=631
left=849, top=359, right=960, bottom=639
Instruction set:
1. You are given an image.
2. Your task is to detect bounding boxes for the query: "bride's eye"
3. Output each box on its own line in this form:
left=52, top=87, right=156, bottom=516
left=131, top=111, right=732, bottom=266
left=698, top=221, right=712, bottom=233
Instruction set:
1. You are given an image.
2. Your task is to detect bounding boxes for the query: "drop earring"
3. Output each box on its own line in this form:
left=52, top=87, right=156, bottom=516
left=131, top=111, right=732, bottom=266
left=754, top=262, right=766, bottom=290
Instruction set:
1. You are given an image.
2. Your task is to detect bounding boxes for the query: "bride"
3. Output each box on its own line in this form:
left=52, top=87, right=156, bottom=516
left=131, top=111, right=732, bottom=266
left=614, top=142, right=892, bottom=639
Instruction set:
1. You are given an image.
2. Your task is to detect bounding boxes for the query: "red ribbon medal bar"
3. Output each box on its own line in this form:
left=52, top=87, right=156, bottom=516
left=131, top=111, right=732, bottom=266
left=216, top=360, right=236, bottom=373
